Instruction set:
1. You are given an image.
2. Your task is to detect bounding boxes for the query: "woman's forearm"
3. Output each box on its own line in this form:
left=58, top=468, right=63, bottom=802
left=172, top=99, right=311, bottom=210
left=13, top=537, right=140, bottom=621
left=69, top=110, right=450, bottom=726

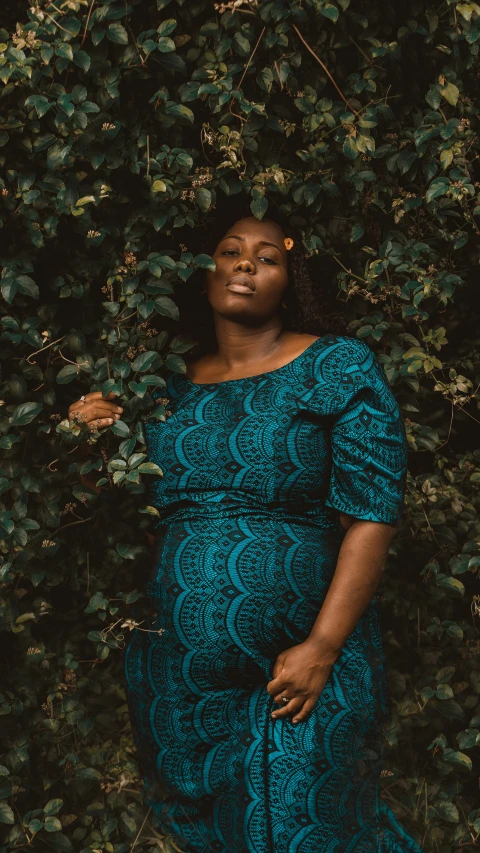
left=308, top=518, right=398, bottom=655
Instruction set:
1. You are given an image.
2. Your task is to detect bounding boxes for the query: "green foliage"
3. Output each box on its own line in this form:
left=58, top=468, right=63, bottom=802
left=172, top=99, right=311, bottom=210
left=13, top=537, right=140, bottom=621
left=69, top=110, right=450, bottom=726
left=1, top=1, right=480, bottom=850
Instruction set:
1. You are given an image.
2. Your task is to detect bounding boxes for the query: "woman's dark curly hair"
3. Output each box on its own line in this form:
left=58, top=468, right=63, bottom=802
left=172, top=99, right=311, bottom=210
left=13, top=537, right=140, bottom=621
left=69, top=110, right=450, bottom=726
left=175, top=196, right=345, bottom=361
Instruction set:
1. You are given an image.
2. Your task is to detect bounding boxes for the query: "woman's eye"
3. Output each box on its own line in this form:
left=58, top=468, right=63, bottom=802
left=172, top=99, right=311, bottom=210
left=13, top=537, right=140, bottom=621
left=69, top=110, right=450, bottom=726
left=222, top=249, right=239, bottom=256
left=260, top=256, right=277, bottom=265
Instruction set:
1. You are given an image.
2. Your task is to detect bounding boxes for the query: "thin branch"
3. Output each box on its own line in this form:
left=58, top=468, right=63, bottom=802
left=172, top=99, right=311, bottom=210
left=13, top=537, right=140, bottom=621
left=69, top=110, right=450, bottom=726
left=229, top=26, right=266, bottom=121
left=130, top=807, right=152, bottom=851
left=52, top=516, right=93, bottom=536
left=81, top=0, right=96, bottom=48
left=44, top=11, right=78, bottom=35
left=26, top=336, right=65, bottom=365
left=292, top=24, right=361, bottom=118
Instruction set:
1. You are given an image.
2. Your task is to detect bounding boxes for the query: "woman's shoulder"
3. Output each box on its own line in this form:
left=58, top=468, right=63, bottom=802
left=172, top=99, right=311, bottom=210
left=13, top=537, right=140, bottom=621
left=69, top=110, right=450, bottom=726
left=309, top=333, right=375, bottom=369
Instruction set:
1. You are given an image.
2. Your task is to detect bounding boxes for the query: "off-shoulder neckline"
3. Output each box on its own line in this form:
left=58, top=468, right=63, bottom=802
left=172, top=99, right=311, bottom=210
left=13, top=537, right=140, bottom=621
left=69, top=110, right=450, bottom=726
left=180, top=334, right=332, bottom=389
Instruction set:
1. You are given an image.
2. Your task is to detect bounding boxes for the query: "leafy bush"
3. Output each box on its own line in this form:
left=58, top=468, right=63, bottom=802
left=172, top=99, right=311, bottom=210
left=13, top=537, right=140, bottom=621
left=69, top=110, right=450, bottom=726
left=1, top=1, right=479, bottom=851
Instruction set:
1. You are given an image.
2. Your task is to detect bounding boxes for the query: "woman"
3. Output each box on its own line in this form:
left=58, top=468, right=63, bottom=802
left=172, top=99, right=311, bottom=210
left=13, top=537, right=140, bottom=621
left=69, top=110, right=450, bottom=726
left=70, top=214, right=423, bottom=853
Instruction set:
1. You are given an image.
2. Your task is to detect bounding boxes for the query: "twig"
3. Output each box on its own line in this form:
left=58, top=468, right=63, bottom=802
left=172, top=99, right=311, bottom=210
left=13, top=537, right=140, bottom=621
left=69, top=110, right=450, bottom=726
left=27, top=336, right=65, bottom=365
left=146, top=135, right=150, bottom=178
left=81, top=0, right=96, bottom=48
left=58, top=349, right=89, bottom=367
left=229, top=26, right=266, bottom=121
left=47, top=2, right=66, bottom=15
left=292, top=24, right=361, bottom=118
left=330, top=253, right=367, bottom=284
left=130, top=806, right=151, bottom=851
left=347, top=34, right=374, bottom=66
left=52, top=516, right=93, bottom=536
left=44, top=11, right=78, bottom=35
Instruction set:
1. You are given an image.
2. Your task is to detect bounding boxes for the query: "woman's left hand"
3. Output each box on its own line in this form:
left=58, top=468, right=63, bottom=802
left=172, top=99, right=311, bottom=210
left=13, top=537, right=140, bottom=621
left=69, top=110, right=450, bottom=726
left=266, top=637, right=340, bottom=724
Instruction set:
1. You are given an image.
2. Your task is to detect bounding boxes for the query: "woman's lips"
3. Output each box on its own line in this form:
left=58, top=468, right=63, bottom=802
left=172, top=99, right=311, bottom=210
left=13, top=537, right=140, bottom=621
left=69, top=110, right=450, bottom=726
left=226, top=275, right=256, bottom=294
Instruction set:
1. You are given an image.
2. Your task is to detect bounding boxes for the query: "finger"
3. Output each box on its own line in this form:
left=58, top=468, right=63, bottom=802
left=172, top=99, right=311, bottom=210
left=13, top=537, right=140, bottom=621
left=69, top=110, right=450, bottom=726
left=80, top=391, right=119, bottom=402
left=83, top=403, right=123, bottom=418
left=292, top=697, right=318, bottom=724
left=273, top=690, right=295, bottom=705
left=266, top=675, right=286, bottom=697
left=89, top=417, right=115, bottom=430
left=271, top=697, right=304, bottom=720
left=266, top=666, right=287, bottom=695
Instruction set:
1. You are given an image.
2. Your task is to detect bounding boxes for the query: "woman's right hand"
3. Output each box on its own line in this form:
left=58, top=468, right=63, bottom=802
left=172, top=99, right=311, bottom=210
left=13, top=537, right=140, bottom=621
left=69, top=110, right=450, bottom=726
left=68, top=391, right=123, bottom=431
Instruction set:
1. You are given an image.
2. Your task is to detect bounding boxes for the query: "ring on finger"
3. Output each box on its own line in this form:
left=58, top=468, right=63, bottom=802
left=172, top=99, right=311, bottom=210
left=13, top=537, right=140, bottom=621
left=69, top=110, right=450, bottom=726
left=80, top=395, right=86, bottom=403
left=281, top=695, right=290, bottom=704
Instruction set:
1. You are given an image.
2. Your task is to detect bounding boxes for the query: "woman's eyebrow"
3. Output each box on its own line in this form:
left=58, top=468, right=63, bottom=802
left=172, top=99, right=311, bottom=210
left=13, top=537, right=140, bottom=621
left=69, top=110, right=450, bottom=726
left=220, top=234, right=282, bottom=251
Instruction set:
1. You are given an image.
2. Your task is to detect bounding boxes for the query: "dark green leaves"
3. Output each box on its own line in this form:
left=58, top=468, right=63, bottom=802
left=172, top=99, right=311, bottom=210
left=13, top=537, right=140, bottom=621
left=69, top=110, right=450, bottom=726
left=193, top=254, right=216, bottom=271
left=250, top=196, right=268, bottom=219
left=25, top=95, right=51, bottom=118
left=10, top=402, right=42, bottom=426
left=107, top=23, right=129, bottom=44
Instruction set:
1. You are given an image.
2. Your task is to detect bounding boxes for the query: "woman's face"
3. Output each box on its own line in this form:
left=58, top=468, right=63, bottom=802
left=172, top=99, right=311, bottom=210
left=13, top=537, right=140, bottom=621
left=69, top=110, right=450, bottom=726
left=204, top=217, right=289, bottom=325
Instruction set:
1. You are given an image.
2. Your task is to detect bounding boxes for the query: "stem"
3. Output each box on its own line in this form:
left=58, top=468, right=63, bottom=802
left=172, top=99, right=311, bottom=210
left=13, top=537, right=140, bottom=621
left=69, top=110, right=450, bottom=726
left=26, top=335, right=65, bottom=365
left=229, top=26, right=266, bottom=121
left=292, top=25, right=361, bottom=118
left=81, top=0, right=96, bottom=47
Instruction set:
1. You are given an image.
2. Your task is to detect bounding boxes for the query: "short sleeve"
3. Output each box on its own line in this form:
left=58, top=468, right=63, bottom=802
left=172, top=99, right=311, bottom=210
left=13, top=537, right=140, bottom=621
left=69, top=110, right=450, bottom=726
left=323, top=338, right=408, bottom=525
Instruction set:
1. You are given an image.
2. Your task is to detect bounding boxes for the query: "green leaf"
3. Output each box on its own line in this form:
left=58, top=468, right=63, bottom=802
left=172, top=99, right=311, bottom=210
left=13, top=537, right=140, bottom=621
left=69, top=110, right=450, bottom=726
left=131, top=351, right=158, bottom=372
left=110, top=420, right=131, bottom=437
left=0, top=803, right=14, bottom=824
left=56, top=364, right=80, bottom=384
left=436, top=576, right=465, bottom=595
left=138, top=462, right=163, bottom=475
left=435, top=801, right=459, bottom=823
left=436, top=683, right=454, bottom=699
left=195, top=187, right=211, bottom=212
left=443, top=749, right=472, bottom=772
left=165, top=103, right=194, bottom=122
left=154, top=296, right=179, bottom=320
left=56, top=44, right=73, bottom=62
left=319, top=3, right=339, bottom=22
left=166, top=353, right=186, bottom=373
left=343, top=136, right=358, bottom=159
left=250, top=196, right=268, bottom=219
left=25, top=95, right=51, bottom=118
left=10, top=402, right=43, bottom=427
left=107, top=23, right=129, bottom=44
left=350, top=224, right=364, bottom=242
left=44, top=799, right=63, bottom=816
left=16, top=274, right=39, bottom=299
left=73, top=50, right=91, bottom=72
left=44, top=816, right=62, bottom=832
left=157, top=37, right=176, bottom=53
left=440, top=80, right=460, bottom=106
left=426, top=178, right=450, bottom=204
left=157, top=18, right=177, bottom=36
left=193, top=254, right=216, bottom=271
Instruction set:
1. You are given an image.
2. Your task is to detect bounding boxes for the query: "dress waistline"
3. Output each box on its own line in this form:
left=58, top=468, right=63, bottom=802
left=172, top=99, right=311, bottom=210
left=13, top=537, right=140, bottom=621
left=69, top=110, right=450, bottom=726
left=152, top=498, right=337, bottom=531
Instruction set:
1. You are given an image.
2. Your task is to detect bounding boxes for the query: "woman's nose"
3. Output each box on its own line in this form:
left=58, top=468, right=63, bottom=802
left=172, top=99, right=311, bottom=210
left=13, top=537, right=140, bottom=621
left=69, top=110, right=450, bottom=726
left=234, top=256, right=256, bottom=274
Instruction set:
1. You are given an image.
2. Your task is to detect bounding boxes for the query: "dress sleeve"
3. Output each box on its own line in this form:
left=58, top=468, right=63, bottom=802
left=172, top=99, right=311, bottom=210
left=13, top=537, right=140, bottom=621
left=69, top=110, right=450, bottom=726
left=323, top=338, right=408, bottom=525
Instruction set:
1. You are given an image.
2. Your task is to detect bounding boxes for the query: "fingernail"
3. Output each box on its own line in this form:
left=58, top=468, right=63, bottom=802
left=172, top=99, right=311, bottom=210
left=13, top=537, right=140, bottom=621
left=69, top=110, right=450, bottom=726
left=271, top=714, right=277, bottom=719
left=115, top=414, right=120, bottom=419
left=116, top=407, right=123, bottom=412
left=108, top=418, right=113, bottom=424
left=293, top=719, right=299, bottom=724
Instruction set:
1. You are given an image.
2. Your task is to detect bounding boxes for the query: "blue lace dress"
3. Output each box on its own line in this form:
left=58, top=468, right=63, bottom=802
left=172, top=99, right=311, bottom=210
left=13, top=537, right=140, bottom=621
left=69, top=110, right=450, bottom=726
left=123, top=334, right=423, bottom=853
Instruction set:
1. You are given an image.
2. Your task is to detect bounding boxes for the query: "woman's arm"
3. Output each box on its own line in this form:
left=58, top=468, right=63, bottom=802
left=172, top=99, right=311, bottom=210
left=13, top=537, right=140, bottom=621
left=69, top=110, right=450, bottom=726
left=308, top=516, right=398, bottom=653
left=266, top=516, right=398, bottom=724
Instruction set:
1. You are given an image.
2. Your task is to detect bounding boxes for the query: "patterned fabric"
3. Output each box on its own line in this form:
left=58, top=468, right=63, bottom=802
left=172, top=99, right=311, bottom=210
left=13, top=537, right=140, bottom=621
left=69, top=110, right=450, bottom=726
left=123, top=334, right=423, bottom=853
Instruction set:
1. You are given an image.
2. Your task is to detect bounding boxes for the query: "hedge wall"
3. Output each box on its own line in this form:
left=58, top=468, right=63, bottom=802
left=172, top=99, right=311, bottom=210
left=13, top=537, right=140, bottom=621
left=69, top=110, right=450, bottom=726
left=1, top=1, right=479, bottom=851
